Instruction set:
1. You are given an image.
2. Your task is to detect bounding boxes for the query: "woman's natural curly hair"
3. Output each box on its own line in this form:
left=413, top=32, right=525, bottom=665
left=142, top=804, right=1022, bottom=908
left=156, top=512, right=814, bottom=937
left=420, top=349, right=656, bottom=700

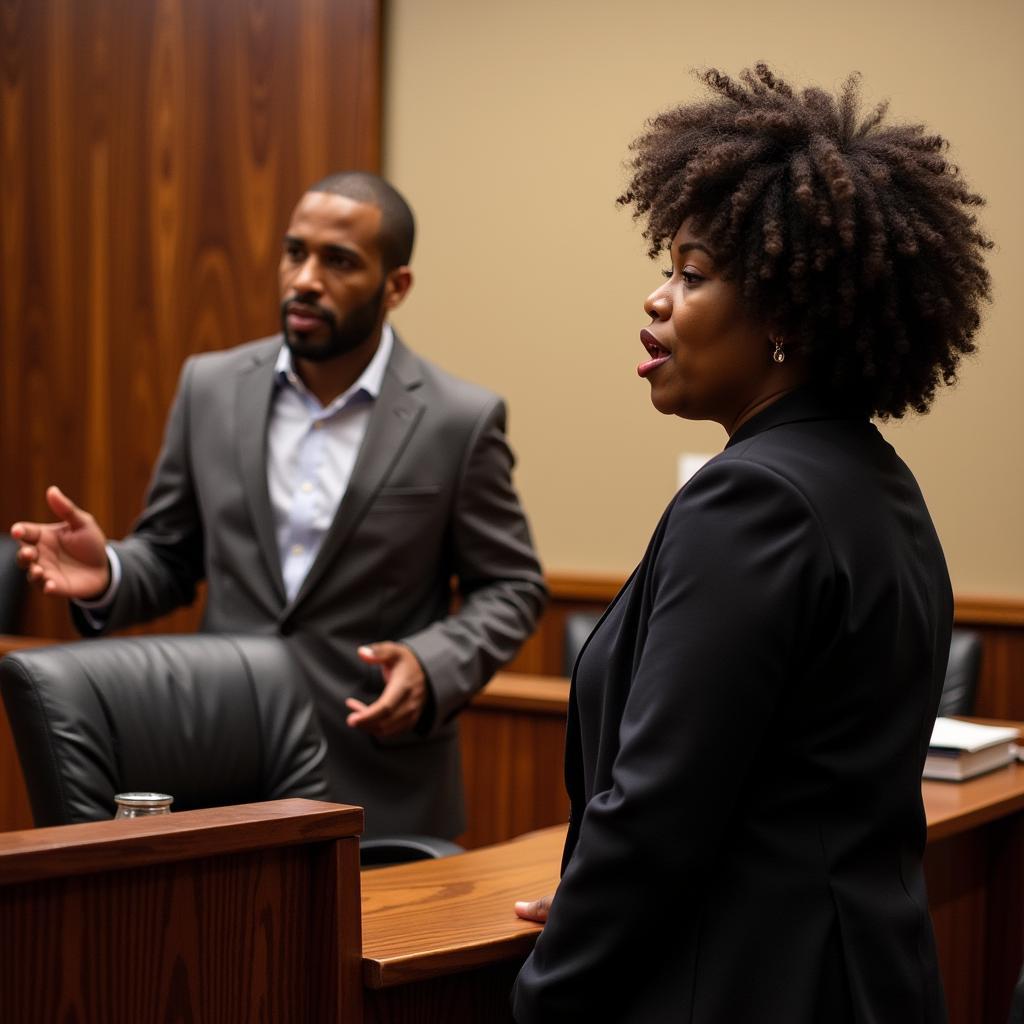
left=618, top=64, right=992, bottom=418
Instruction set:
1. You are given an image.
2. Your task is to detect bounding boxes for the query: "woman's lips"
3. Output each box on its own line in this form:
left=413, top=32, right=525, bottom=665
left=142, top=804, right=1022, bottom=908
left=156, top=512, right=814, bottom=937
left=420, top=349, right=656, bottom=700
left=637, top=329, right=671, bottom=378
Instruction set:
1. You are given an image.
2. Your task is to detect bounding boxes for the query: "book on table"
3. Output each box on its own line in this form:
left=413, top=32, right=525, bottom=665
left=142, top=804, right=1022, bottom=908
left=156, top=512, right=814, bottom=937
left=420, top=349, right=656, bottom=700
left=924, top=717, right=1020, bottom=782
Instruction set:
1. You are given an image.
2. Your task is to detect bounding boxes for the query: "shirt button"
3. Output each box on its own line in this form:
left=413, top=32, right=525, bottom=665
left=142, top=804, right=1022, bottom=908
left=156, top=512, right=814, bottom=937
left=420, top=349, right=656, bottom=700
left=291, top=544, right=305, bottom=556
left=312, top=421, right=324, bottom=430
left=301, top=481, right=313, bottom=493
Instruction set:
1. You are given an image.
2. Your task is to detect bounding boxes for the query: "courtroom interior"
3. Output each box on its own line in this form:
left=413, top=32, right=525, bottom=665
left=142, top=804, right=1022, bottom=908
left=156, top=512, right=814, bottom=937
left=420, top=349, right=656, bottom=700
left=0, top=1, right=1022, bottom=1022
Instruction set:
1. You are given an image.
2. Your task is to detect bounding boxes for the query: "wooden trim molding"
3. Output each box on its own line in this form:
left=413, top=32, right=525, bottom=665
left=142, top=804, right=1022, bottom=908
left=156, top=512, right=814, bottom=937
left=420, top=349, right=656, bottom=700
left=953, top=595, right=1024, bottom=628
left=548, top=572, right=1024, bottom=628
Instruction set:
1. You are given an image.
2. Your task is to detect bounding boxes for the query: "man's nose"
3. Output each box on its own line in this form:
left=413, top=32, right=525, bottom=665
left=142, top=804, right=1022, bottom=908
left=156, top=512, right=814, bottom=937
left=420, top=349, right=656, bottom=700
left=291, top=255, right=323, bottom=294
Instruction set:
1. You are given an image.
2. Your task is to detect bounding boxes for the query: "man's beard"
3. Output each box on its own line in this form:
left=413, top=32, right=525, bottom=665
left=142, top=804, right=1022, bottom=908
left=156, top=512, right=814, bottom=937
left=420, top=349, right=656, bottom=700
left=281, top=281, right=386, bottom=363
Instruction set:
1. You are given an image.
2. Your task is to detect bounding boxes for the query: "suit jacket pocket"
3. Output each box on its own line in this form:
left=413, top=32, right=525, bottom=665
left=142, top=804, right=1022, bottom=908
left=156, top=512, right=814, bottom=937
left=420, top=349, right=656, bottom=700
left=372, top=485, right=441, bottom=512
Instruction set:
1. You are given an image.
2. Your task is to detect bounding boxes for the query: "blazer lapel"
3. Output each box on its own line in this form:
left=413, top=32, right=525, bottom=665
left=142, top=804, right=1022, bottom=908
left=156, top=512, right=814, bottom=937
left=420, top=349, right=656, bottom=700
left=236, top=339, right=288, bottom=604
left=284, top=336, right=425, bottom=615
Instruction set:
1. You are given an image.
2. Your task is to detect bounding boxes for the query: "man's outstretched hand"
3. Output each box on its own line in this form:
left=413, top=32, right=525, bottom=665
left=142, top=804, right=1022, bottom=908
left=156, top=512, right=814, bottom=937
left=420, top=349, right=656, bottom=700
left=345, top=641, right=429, bottom=737
left=10, top=485, right=111, bottom=600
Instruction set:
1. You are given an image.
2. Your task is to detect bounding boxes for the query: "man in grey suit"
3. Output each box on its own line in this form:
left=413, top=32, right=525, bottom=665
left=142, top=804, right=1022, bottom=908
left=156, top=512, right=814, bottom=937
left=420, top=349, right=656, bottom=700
left=11, top=172, right=547, bottom=838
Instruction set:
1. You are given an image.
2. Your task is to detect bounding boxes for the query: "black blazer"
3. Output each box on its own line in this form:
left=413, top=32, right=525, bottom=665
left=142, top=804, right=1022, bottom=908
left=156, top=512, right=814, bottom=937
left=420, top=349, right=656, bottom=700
left=513, top=390, right=950, bottom=1023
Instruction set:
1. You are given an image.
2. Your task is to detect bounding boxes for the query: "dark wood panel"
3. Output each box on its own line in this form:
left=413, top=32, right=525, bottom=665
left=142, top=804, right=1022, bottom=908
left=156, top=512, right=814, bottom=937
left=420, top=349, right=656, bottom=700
left=0, top=801, right=363, bottom=1024
left=0, top=0, right=380, bottom=641
left=364, top=962, right=522, bottom=1024
left=1, top=846, right=321, bottom=1022
left=458, top=701, right=569, bottom=851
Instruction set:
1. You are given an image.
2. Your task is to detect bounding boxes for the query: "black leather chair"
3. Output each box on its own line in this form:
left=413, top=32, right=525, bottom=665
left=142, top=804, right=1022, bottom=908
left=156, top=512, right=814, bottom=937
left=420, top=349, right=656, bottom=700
left=0, top=534, right=26, bottom=635
left=563, top=610, right=602, bottom=677
left=937, top=628, right=983, bottom=717
left=0, top=634, right=329, bottom=826
left=360, top=833, right=465, bottom=868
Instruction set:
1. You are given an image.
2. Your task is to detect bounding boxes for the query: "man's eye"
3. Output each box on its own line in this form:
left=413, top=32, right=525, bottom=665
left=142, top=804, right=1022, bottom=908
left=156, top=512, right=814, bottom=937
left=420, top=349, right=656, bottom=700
left=284, top=246, right=304, bottom=262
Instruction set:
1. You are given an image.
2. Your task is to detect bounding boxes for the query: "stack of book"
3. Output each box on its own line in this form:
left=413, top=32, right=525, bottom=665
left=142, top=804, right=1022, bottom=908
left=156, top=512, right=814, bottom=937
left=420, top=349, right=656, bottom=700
left=924, top=717, right=1020, bottom=781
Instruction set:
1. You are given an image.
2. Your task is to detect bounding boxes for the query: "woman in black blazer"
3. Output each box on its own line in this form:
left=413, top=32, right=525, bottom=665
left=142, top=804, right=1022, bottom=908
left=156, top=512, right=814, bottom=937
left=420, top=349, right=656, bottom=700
left=513, top=66, right=991, bottom=1023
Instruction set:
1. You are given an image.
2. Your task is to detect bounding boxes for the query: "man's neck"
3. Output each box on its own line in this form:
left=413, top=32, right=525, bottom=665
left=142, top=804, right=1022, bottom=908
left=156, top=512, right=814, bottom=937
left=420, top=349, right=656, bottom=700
left=293, top=329, right=383, bottom=407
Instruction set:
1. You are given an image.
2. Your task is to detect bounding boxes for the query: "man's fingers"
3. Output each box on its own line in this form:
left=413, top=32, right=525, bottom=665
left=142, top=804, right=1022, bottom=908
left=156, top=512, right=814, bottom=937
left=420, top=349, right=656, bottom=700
left=14, top=542, right=38, bottom=567
left=45, top=485, right=84, bottom=528
left=345, top=694, right=391, bottom=727
left=357, top=642, right=401, bottom=665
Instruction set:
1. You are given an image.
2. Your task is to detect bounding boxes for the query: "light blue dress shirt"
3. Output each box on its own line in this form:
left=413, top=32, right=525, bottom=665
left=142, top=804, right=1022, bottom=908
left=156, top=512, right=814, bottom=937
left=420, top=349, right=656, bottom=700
left=268, top=326, right=393, bottom=600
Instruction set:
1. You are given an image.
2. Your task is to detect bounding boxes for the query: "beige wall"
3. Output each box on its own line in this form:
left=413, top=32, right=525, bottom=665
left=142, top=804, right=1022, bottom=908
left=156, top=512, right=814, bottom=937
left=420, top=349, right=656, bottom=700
left=383, top=0, right=1023, bottom=596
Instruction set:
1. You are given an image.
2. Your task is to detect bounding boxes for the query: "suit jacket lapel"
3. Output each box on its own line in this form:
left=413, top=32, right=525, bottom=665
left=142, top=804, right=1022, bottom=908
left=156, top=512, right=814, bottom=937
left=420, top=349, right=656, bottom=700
left=285, top=335, right=425, bottom=616
left=236, top=339, right=288, bottom=605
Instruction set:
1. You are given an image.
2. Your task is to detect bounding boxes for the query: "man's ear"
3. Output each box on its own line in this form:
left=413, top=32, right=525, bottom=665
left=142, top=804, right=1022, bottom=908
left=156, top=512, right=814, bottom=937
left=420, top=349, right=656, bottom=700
left=384, top=266, right=413, bottom=311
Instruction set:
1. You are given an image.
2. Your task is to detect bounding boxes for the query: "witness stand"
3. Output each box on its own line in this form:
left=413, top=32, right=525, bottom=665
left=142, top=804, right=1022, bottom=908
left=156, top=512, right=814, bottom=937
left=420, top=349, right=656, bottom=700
left=0, top=799, right=363, bottom=1023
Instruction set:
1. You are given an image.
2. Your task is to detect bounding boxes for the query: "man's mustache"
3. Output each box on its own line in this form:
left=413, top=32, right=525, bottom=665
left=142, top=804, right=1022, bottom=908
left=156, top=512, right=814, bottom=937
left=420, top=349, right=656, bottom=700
left=281, top=296, right=338, bottom=328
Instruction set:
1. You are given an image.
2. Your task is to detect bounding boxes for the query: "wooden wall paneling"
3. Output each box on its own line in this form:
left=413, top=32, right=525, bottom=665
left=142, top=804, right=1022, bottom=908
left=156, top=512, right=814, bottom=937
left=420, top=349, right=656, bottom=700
left=974, top=625, right=1024, bottom=720
left=457, top=677, right=570, bottom=850
left=0, top=0, right=380, bottom=641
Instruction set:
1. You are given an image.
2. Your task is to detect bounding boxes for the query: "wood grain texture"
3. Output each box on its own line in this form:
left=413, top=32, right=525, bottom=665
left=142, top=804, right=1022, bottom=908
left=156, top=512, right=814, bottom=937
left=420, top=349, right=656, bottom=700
left=360, top=826, right=564, bottom=989
left=0, top=798, right=363, bottom=884
left=363, top=961, right=522, bottom=1024
left=925, top=811, right=1024, bottom=1024
left=0, top=0, right=380, bottom=641
left=0, top=801, right=363, bottom=1024
left=458, top=678, right=569, bottom=850
left=923, top=760, right=1024, bottom=841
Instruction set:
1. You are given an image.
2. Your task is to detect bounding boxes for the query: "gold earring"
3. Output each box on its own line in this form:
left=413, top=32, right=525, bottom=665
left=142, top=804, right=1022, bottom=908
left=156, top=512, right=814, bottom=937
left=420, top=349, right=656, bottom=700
left=771, top=336, right=785, bottom=364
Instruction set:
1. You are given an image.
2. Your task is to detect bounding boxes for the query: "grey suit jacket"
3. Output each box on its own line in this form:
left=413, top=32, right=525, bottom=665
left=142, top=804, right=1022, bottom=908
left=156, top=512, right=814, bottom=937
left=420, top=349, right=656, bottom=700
left=77, top=333, right=547, bottom=837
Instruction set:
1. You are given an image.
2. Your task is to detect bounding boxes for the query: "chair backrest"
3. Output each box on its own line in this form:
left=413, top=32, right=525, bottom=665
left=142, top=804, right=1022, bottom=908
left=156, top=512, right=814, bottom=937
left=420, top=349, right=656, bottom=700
left=0, top=634, right=329, bottom=825
left=360, top=833, right=464, bottom=868
left=563, top=610, right=602, bottom=678
left=937, top=628, right=983, bottom=717
left=0, top=536, right=26, bottom=635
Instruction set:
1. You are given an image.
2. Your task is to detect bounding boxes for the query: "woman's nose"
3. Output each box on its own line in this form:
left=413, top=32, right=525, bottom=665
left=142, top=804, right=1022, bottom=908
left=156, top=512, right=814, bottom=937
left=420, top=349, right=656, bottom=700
left=644, top=285, right=671, bottom=321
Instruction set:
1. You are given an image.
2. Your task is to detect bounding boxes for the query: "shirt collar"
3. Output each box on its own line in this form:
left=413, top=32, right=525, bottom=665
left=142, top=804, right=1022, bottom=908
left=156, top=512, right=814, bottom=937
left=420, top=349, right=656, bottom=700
left=274, top=323, right=394, bottom=410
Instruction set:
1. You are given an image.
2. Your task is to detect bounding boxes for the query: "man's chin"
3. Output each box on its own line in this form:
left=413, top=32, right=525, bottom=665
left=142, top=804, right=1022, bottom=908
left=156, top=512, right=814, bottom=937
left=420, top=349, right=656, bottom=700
left=285, top=332, right=340, bottom=363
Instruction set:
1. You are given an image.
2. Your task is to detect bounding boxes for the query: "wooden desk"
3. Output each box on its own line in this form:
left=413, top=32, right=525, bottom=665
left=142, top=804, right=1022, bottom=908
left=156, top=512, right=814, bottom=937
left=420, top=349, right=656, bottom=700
left=361, top=826, right=562, bottom=1023
left=427, top=715, right=1024, bottom=1024
left=0, top=799, right=364, bottom=1024
left=924, top=763, right=1024, bottom=1024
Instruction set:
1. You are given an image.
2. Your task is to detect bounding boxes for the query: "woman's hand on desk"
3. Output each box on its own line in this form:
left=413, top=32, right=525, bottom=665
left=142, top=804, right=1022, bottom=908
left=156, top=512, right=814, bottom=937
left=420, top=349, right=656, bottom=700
left=515, top=893, right=554, bottom=923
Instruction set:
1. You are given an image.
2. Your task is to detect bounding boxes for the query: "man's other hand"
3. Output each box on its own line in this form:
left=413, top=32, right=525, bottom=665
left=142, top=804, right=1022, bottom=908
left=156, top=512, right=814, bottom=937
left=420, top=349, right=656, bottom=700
left=346, top=641, right=428, bottom=737
left=10, top=485, right=111, bottom=599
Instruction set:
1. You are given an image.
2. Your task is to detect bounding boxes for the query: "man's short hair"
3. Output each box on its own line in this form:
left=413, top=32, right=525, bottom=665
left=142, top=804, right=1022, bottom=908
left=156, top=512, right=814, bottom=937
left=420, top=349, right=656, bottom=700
left=308, top=171, right=415, bottom=271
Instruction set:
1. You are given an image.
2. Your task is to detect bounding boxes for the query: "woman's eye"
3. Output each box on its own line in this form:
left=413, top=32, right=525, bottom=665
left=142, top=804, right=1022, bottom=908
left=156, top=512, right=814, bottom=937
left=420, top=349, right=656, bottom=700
left=661, top=268, right=673, bottom=279
left=681, top=270, right=703, bottom=285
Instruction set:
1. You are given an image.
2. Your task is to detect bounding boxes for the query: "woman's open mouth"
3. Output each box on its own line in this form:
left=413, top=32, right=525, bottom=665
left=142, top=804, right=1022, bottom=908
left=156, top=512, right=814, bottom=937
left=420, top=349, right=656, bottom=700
left=637, top=329, right=671, bottom=378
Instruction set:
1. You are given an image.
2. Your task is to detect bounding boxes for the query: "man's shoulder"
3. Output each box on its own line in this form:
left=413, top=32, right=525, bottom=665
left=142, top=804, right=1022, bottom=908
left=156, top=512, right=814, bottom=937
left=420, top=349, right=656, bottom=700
left=392, top=335, right=503, bottom=419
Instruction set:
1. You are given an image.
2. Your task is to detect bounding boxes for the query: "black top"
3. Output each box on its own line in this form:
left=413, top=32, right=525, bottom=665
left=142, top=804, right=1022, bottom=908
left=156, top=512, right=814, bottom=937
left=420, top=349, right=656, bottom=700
left=514, top=389, right=950, bottom=1023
